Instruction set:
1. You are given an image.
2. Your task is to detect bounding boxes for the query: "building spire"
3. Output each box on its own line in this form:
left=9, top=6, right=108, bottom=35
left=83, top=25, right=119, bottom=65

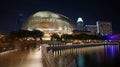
left=77, top=17, right=83, bottom=23
left=76, top=17, right=84, bottom=31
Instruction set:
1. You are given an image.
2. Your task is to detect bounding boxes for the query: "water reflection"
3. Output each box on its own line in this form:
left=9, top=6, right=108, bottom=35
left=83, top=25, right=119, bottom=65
left=55, top=45, right=120, bottom=67
left=105, top=45, right=117, bottom=59
left=77, top=54, right=84, bottom=67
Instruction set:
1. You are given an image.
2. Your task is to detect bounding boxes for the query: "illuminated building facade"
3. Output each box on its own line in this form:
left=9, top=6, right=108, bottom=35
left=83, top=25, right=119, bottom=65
left=96, top=21, right=112, bottom=35
left=85, top=25, right=97, bottom=34
left=21, top=11, right=73, bottom=40
left=72, top=30, right=94, bottom=35
left=76, top=17, right=84, bottom=31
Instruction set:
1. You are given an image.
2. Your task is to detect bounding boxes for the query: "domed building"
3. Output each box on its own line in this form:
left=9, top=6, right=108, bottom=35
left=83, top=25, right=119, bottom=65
left=21, top=11, right=74, bottom=40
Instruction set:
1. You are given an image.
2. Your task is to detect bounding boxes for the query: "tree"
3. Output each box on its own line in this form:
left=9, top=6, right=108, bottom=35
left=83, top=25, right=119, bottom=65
left=32, top=30, right=44, bottom=41
left=17, top=30, right=29, bottom=39
left=51, top=33, right=61, bottom=41
left=7, top=31, right=18, bottom=41
left=61, top=34, right=72, bottom=42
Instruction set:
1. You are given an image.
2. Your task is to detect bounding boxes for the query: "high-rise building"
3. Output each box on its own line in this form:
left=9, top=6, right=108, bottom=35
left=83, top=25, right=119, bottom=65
left=85, top=25, right=97, bottom=34
left=16, top=13, right=25, bottom=31
left=96, top=21, right=112, bottom=35
left=76, top=17, right=84, bottom=31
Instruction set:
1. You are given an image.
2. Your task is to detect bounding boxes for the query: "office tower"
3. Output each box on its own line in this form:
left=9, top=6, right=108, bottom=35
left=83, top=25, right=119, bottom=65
left=16, top=13, right=25, bottom=31
left=77, top=17, right=84, bottom=31
left=96, top=21, right=112, bottom=35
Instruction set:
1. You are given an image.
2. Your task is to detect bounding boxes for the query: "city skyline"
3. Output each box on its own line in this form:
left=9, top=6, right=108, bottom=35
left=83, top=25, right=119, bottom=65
left=0, top=0, right=119, bottom=34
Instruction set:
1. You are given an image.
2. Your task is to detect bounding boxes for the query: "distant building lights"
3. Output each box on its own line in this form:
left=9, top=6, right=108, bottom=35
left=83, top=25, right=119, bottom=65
left=77, top=17, right=83, bottom=22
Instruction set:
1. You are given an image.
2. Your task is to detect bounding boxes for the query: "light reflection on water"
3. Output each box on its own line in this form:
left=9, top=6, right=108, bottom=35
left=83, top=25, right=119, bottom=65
left=55, top=45, right=120, bottom=67
left=77, top=54, right=85, bottom=67
left=105, top=45, right=118, bottom=59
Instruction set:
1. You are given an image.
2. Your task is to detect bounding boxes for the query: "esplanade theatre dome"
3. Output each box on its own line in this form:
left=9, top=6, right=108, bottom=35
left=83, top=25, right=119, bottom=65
left=21, top=11, right=73, bottom=40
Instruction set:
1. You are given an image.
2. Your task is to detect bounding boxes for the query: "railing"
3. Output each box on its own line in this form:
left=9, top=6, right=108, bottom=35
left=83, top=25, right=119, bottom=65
left=42, top=42, right=119, bottom=67
left=41, top=45, right=55, bottom=67
left=47, top=42, right=119, bottom=52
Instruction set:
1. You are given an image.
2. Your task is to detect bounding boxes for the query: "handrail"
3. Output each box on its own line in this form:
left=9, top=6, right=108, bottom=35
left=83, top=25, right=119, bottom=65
left=47, top=42, right=119, bottom=51
left=41, top=46, right=54, bottom=67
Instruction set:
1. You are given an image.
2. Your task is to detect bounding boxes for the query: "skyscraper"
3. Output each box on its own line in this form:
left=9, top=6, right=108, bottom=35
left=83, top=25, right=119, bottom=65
left=96, top=21, right=112, bottom=35
left=16, top=13, right=25, bottom=31
left=76, top=17, right=84, bottom=31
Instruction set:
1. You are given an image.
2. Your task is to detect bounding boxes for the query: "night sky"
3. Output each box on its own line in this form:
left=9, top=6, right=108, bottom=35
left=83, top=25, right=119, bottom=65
left=0, top=0, right=119, bottom=34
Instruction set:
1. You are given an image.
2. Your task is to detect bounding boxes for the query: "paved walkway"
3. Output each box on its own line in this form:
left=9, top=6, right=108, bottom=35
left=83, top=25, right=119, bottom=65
left=0, top=47, right=44, bottom=67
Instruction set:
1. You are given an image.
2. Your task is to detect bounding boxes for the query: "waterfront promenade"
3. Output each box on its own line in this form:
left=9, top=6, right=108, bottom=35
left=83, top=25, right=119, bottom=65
left=0, top=46, right=47, bottom=67
left=0, top=42, right=119, bottom=67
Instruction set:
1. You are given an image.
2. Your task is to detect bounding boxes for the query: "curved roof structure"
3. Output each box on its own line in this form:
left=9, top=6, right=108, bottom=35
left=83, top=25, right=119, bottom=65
left=21, top=11, right=73, bottom=34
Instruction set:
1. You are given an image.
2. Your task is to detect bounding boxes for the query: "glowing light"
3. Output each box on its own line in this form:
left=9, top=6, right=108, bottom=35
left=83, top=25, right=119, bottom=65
left=20, top=47, right=43, bottom=67
left=28, top=28, right=32, bottom=31
left=105, top=45, right=117, bottom=59
left=77, top=17, right=83, bottom=22
left=28, top=47, right=42, bottom=59
left=64, top=26, right=67, bottom=30
left=59, top=27, right=62, bottom=30
left=33, top=11, right=60, bottom=18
